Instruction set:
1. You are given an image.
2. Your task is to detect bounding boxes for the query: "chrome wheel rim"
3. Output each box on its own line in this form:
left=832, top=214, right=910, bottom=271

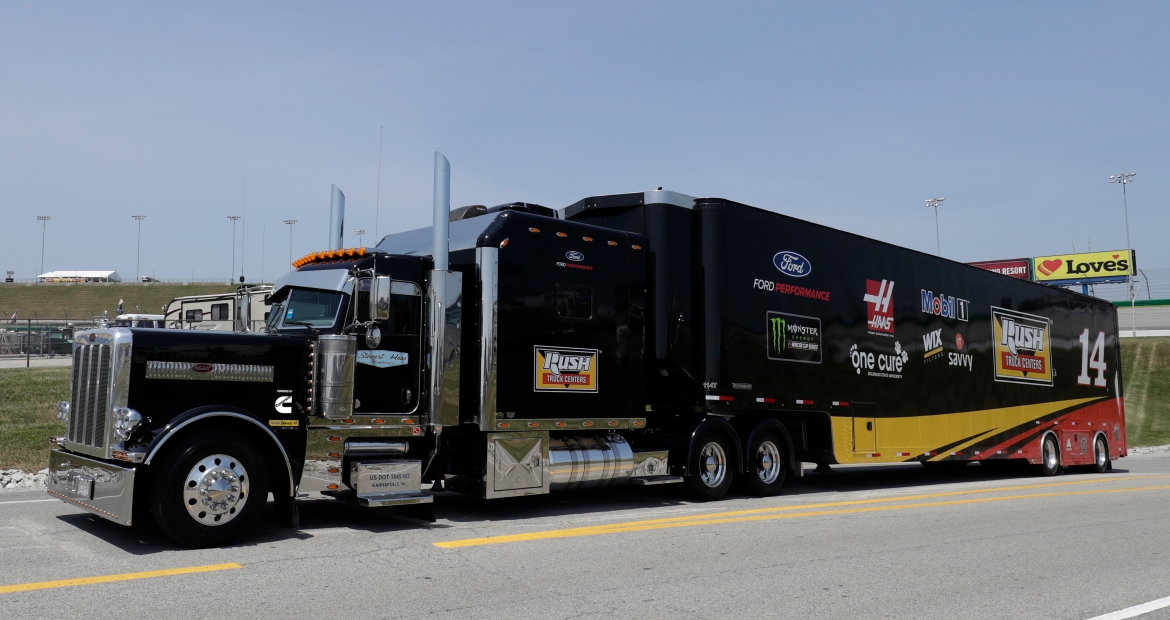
left=699, top=441, right=727, bottom=488
left=1043, top=438, right=1058, bottom=470
left=1096, top=439, right=1107, bottom=468
left=183, top=454, right=249, bottom=527
left=755, top=441, right=782, bottom=485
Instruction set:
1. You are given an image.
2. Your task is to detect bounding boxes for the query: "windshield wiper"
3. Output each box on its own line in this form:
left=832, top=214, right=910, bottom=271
left=283, top=320, right=323, bottom=333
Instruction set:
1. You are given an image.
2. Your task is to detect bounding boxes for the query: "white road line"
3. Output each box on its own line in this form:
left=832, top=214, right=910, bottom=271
left=1087, top=595, right=1170, bottom=620
left=0, top=499, right=57, bottom=505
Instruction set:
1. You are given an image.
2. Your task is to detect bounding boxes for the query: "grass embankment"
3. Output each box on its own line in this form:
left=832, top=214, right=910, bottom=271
left=0, top=367, right=68, bottom=471
left=0, top=283, right=235, bottom=321
left=1120, top=337, right=1170, bottom=447
left=0, top=339, right=1168, bottom=471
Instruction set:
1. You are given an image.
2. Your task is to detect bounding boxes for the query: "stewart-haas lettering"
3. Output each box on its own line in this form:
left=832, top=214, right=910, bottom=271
left=991, top=307, right=1053, bottom=385
left=534, top=346, right=599, bottom=392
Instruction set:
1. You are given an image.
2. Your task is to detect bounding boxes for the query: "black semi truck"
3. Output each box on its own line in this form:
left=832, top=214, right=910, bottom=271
left=48, top=167, right=1126, bottom=547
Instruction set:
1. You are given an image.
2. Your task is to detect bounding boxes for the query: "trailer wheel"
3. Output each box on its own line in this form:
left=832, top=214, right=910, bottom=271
left=1037, top=434, right=1060, bottom=477
left=742, top=431, right=787, bottom=496
left=150, top=429, right=269, bottom=548
left=685, top=431, right=734, bottom=501
left=1092, top=435, right=1109, bottom=474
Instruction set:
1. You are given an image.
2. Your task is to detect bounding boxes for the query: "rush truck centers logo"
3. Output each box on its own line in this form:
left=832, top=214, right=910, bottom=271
left=863, top=279, right=895, bottom=335
left=534, top=346, right=598, bottom=392
left=766, top=311, right=822, bottom=364
left=991, top=307, right=1053, bottom=386
left=1032, top=250, right=1135, bottom=283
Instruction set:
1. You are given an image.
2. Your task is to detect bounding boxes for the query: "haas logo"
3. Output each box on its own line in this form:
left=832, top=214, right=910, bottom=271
left=863, top=279, right=895, bottom=334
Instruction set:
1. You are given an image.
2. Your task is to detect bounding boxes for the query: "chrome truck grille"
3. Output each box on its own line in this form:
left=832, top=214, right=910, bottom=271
left=64, top=329, right=133, bottom=459
left=68, top=344, right=112, bottom=448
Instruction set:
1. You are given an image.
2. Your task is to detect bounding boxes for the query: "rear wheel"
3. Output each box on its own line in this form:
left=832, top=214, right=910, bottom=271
left=1093, top=435, right=1109, bottom=473
left=684, top=430, right=735, bottom=501
left=150, top=429, right=269, bottom=547
left=1037, top=434, right=1060, bottom=477
left=742, top=431, right=787, bottom=496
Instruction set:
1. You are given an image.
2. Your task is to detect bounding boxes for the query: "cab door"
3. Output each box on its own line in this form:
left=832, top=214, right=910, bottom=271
left=352, top=281, right=423, bottom=415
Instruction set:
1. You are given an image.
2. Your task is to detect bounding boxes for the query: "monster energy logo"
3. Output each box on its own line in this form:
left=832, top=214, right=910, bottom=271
left=766, top=311, right=822, bottom=364
left=771, top=316, right=787, bottom=352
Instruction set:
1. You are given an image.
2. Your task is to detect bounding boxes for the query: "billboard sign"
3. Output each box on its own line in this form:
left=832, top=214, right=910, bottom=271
left=1032, top=250, right=1135, bottom=283
left=968, top=258, right=1031, bottom=280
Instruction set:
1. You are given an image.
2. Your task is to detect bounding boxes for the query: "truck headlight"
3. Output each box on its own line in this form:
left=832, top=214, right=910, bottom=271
left=112, top=407, right=143, bottom=440
left=56, top=401, right=70, bottom=422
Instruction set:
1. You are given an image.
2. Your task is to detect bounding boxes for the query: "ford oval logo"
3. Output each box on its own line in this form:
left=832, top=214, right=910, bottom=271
left=773, top=251, right=811, bottom=277
left=191, top=363, right=215, bottom=373
left=566, top=251, right=584, bottom=262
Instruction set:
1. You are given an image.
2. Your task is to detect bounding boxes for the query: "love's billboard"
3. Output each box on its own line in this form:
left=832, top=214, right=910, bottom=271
left=1032, top=250, right=1135, bottom=283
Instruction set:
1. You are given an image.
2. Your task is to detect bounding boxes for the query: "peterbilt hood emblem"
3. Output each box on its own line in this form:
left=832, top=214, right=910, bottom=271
left=191, top=363, right=214, bottom=373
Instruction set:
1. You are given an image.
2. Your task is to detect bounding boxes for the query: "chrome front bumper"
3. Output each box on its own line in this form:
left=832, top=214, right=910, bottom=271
left=47, top=448, right=136, bottom=526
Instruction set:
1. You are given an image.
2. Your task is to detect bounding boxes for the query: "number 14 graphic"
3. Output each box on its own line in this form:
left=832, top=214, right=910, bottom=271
left=1077, top=328, right=1108, bottom=388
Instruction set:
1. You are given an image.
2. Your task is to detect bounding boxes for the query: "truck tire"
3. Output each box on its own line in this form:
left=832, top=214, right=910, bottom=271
left=742, top=431, right=787, bottom=496
left=684, top=430, right=734, bottom=501
left=150, top=429, right=269, bottom=548
left=1037, top=434, right=1060, bottom=477
left=1092, top=435, right=1109, bottom=474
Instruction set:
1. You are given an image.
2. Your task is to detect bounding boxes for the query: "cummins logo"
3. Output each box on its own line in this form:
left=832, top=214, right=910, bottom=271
left=534, top=346, right=598, bottom=392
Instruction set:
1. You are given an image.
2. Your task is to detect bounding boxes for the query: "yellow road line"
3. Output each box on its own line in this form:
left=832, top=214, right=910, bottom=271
left=0, top=563, right=243, bottom=594
left=436, top=479, right=1170, bottom=549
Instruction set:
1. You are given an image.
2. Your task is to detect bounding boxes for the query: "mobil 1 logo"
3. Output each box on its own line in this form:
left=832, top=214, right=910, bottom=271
left=766, top=312, right=822, bottom=364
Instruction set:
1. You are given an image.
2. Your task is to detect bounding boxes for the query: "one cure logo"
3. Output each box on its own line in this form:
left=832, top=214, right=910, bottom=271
left=534, top=345, right=598, bottom=392
left=772, top=251, right=811, bottom=278
left=863, top=279, right=895, bottom=335
left=849, top=341, right=908, bottom=379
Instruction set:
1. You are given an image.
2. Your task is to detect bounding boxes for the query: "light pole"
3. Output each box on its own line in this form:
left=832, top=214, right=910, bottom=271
left=132, top=215, right=146, bottom=283
left=227, top=215, right=241, bottom=285
left=1110, top=172, right=1137, bottom=335
left=36, top=216, right=50, bottom=278
left=354, top=229, right=366, bottom=248
left=924, top=198, right=945, bottom=256
left=284, top=220, right=297, bottom=267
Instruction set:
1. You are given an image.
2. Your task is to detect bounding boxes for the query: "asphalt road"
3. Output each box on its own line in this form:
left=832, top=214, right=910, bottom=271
left=2, top=456, right=1170, bottom=620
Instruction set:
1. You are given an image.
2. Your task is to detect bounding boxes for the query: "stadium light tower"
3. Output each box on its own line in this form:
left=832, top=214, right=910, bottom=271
left=37, top=215, right=50, bottom=278
left=1110, top=172, right=1137, bottom=335
left=284, top=219, right=298, bottom=267
left=227, top=215, right=241, bottom=285
left=924, top=197, right=946, bottom=256
left=354, top=228, right=366, bottom=248
left=132, top=215, right=146, bottom=283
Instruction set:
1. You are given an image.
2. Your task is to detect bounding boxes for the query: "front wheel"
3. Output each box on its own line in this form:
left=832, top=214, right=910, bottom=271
left=684, top=430, right=735, bottom=501
left=150, top=429, right=269, bottom=547
left=1037, top=434, right=1060, bottom=477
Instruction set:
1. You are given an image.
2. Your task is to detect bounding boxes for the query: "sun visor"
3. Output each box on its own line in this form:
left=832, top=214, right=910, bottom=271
left=271, top=268, right=354, bottom=302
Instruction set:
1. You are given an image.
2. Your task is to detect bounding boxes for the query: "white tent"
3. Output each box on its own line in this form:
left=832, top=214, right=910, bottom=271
left=37, top=270, right=123, bottom=283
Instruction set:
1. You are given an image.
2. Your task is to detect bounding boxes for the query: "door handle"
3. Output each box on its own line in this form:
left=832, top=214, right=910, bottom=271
left=866, top=421, right=873, bottom=431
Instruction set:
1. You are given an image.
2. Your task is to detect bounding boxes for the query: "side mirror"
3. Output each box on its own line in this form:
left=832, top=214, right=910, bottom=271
left=372, top=276, right=392, bottom=322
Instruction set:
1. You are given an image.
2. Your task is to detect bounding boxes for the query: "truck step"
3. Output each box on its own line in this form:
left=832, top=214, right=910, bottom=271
left=629, top=475, right=685, bottom=486
left=321, top=488, right=435, bottom=507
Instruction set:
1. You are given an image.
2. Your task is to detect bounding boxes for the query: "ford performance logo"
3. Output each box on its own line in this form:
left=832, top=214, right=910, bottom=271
left=773, top=251, right=811, bottom=278
left=566, top=251, right=584, bottom=262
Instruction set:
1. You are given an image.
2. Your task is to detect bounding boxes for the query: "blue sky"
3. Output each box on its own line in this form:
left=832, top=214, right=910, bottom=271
left=1, top=2, right=1166, bottom=282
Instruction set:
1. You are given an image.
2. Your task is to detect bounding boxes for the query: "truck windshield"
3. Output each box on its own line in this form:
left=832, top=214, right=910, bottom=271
left=276, top=289, right=345, bottom=328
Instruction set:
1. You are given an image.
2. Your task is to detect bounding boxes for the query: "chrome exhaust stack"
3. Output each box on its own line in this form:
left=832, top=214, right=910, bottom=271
left=329, top=184, right=345, bottom=251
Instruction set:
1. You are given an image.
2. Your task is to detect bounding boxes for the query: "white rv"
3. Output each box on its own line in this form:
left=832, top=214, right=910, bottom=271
left=164, top=285, right=272, bottom=332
